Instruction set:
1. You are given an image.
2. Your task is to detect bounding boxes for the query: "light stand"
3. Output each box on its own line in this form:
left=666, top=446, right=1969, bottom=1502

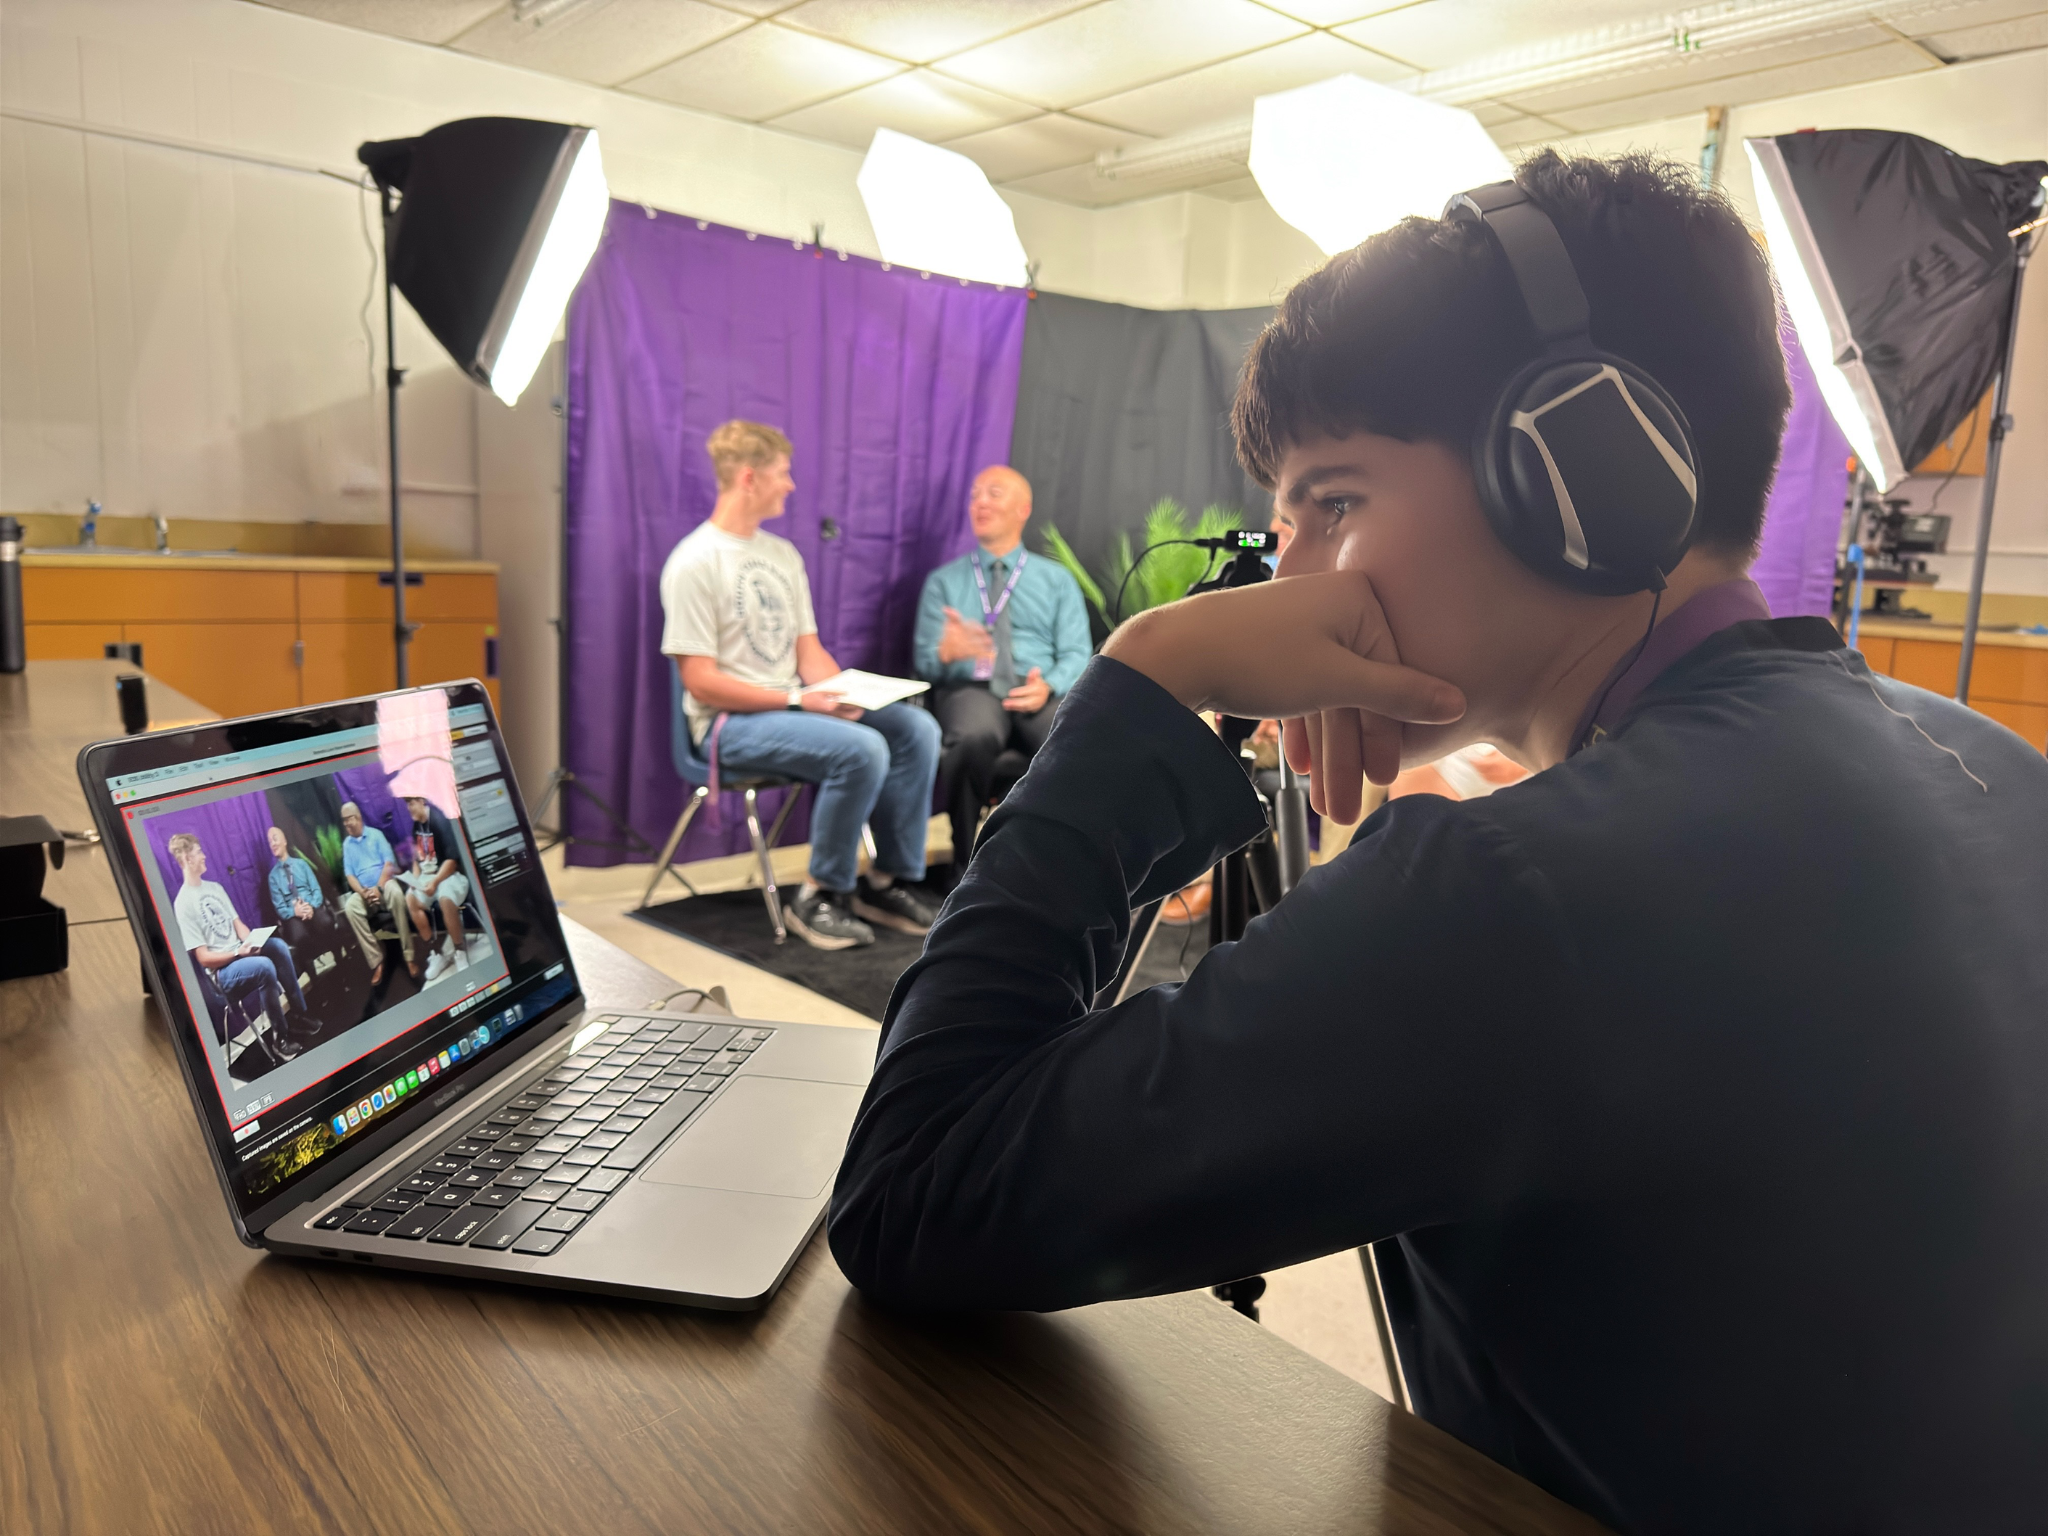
left=1956, top=234, right=2032, bottom=704
left=378, top=182, right=416, bottom=689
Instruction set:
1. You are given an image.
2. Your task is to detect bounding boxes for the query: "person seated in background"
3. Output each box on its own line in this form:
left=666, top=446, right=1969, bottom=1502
left=403, top=794, right=470, bottom=982
left=337, top=800, right=416, bottom=987
left=265, top=825, right=348, bottom=971
left=662, top=420, right=942, bottom=952
left=169, top=832, right=316, bottom=1055
left=914, top=465, right=1090, bottom=880
left=829, top=153, right=2046, bottom=1531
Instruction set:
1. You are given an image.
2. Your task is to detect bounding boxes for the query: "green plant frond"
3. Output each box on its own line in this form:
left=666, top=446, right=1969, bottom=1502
left=1035, top=523, right=1109, bottom=624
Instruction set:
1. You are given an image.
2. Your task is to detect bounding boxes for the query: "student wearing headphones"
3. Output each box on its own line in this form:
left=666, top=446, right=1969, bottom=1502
left=830, top=152, right=2046, bottom=1532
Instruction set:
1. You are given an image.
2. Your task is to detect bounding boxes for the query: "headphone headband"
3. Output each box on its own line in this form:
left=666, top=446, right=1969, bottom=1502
left=1441, top=180, right=1700, bottom=596
left=1444, top=183, right=1589, bottom=346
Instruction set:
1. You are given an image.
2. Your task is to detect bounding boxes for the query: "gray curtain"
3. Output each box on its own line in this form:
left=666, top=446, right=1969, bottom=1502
left=1009, top=291, right=1274, bottom=615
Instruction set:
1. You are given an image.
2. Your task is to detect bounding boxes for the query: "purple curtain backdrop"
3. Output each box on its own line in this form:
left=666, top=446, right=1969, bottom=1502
left=563, top=204, right=1028, bottom=868
left=144, top=791, right=276, bottom=932
left=332, top=765, right=416, bottom=871
left=1753, top=323, right=1852, bottom=618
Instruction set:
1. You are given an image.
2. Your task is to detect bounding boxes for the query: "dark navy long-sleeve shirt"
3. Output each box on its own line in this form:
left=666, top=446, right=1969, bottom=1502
left=829, top=619, right=2048, bottom=1534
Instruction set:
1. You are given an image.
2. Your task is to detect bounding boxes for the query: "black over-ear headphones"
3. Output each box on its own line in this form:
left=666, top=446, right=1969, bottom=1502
left=1444, top=182, right=1699, bottom=596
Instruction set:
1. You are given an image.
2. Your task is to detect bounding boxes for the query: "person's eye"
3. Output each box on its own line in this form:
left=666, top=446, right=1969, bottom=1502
left=1321, top=495, right=1357, bottom=520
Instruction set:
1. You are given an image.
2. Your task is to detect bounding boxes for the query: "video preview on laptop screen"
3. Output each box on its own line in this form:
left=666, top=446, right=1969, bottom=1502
left=104, top=687, right=577, bottom=1218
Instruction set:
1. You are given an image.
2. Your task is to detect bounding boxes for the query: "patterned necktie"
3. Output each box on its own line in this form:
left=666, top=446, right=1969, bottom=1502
left=988, top=559, right=1017, bottom=696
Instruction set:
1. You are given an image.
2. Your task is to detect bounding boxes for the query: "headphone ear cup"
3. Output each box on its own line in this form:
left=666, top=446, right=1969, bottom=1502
left=1473, top=354, right=1699, bottom=596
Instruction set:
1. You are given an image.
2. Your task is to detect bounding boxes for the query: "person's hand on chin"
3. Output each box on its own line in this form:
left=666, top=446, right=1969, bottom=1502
left=1100, top=570, right=1464, bottom=823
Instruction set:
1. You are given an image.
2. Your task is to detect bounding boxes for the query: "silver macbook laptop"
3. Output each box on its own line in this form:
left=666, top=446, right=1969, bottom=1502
left=79, top=680, right=871, bottom=1308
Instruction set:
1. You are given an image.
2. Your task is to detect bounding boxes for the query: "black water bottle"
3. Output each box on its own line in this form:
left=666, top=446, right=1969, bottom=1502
left=0, top=515, right=24, bottom=674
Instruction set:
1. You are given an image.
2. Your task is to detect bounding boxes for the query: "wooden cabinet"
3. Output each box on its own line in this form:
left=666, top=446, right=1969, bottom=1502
left=21, top=559, right=498, bottom=719
left=1858, top=625, right=2048, bottom=752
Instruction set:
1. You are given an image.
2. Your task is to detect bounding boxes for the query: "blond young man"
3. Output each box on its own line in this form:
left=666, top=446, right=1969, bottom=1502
left=659, top=421, right=942, bottom=950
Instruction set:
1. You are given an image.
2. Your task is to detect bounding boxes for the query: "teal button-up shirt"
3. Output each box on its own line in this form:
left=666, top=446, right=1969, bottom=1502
left=914, top=547, right=1092, bottom=696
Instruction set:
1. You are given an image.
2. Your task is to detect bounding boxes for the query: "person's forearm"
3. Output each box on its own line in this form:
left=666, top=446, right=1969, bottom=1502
left=686, top=668, right=799, bottom=714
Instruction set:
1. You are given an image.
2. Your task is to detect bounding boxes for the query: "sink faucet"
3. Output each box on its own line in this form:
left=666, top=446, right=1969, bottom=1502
left=80, top=500, right=100, bottom=549
left=153, top=514, right=170, bottom=553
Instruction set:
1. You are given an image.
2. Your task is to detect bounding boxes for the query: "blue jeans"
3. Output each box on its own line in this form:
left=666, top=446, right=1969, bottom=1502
left=716, top=702, right=942, bottom=892
left=216, top=937, right=309, bottom=1021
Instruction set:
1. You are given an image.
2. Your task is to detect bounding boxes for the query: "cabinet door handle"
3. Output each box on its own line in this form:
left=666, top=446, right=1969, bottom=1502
left=291, top=639, right=305, bottom=669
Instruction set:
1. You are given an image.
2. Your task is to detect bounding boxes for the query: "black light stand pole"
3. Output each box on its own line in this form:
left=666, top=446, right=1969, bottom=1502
left=1956, top=235, right=2032, bottom=705
left=381, top=182, right=415, bottom=690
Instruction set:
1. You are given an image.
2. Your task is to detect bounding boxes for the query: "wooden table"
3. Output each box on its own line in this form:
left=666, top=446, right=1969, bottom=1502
left=1, top=661, right=1604, bottom=1535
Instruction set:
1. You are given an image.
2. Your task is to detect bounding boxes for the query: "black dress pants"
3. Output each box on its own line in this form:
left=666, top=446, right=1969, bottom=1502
left=931, top=683, right=1057, bottom=875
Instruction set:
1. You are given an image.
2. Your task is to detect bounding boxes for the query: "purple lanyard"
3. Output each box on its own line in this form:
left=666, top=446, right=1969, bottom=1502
left=971, top=550, right=1028, bottom=623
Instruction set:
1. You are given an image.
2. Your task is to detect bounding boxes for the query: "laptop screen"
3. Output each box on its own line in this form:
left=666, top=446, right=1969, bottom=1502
left=91, top=682, right=579, bottom=1227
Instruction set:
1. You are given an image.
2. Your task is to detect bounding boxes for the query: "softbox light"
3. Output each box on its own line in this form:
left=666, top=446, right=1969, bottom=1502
left=359, top=117, right=609, bottom=407
left=856, top=129, right=1029, bottom=287
left=1746, top=129, right=2046, bottom=491
left=1250, top=75, right=1511, bottom=256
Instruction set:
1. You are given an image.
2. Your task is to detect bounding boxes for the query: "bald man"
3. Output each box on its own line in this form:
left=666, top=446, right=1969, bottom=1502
left=914, top=465, right=1092, bottom=878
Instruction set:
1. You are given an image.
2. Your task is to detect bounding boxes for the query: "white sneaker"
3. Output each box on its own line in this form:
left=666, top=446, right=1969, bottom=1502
left=453, top=949, right=470, bottom=971
left=423, top=950, right=451, bottom=983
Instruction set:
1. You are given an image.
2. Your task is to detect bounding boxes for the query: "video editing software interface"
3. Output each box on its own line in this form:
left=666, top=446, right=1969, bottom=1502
left=107, top=688, right=576, bottom=1217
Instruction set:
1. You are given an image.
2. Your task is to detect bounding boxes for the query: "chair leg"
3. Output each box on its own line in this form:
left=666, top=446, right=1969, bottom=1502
left=638, top=789, right=708, bottom=910
left=744, top=786, right=786, bottom=944
left=860, top=823, right=878, bottom=865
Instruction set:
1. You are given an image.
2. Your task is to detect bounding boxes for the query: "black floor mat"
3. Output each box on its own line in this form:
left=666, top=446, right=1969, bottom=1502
left=629, top=889, right=930, bottom=1022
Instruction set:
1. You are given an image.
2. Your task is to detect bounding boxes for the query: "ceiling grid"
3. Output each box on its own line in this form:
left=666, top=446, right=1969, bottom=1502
left=251, top=0, right=2048, bottom=202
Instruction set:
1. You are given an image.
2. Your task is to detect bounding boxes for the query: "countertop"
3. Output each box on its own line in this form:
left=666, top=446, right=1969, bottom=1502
left=22, top=551, right=498, bottom=574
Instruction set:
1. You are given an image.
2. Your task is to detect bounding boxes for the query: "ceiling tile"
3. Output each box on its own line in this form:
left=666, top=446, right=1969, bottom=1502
left=1336, top=2, right=1684, bottom=73
left=1001, top=160, right=1149, bottom=204
left=451, top=0, right=750, bottom=86
left=624, top=22, right=903, bottom=119
left=1537, top=39, right=1939, bottom=134
left=776, top=1, right=1098, bottom=64
left=1074, top=31, right=1412, bottom=135
left=1877, top=0, right=2046, bottom=34
left=251, top=0, right=505, bottom=45
left=1914, top=11, right=2048, bottom=60
left=768, top=68, right=1038, bottom=146
left=936, top=0, right=1307, bottom=110
left=945, top=112, right=1149, bottom=181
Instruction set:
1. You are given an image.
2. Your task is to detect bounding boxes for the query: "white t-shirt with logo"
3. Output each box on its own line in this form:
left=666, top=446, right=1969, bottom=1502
left=659, top=522, right=817, bottom=743
left=174, top=878, right=243, bottom=958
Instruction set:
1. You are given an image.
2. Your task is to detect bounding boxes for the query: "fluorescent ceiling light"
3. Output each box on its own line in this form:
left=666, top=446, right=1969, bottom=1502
left=1249, top=75, right=1512, bottom=255
left=856, top=128, right=1029, bottom=287
left=1745, top=137, right=1901, bottom=488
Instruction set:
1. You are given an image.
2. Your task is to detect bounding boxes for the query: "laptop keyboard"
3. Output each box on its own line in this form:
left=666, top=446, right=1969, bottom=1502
left=311, top=1014, right=775, bottom=1257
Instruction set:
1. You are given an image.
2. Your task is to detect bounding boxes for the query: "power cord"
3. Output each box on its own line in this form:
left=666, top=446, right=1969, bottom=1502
left=646, top=983, right=731, bottom=1015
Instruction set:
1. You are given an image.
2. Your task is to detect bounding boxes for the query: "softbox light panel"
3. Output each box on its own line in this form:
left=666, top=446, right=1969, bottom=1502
left=359, top=117, right=604, bottom=405
left=1747, top=129, right=2046, bottom=490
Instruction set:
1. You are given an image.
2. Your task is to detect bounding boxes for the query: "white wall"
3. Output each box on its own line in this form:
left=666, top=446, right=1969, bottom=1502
left=0, top=0, right=1132, bottom=536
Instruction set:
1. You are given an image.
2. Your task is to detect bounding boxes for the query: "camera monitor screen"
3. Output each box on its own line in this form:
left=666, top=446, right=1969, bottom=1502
left=88, top=683, right=580, bottom=1233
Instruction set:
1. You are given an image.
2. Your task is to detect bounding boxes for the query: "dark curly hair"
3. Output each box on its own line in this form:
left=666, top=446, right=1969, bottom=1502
left=1232, top=150, right=1792, bottom=556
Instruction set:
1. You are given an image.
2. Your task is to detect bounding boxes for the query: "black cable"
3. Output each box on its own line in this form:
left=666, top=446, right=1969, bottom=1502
left=1927, top=403, right=1982, bottom=515
left=1110, top=539, right=1207, bottom=625
left=1580, top=587, right=1664, bottom=749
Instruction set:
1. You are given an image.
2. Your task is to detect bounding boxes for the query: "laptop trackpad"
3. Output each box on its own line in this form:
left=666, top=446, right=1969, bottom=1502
left=641, top=1076, right=865, bottom=1199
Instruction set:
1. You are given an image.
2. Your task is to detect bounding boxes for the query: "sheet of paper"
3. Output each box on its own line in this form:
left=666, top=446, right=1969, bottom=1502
left=811, top=670, right=930, bottom=711
left=242, top=925, right=277, bottom=950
